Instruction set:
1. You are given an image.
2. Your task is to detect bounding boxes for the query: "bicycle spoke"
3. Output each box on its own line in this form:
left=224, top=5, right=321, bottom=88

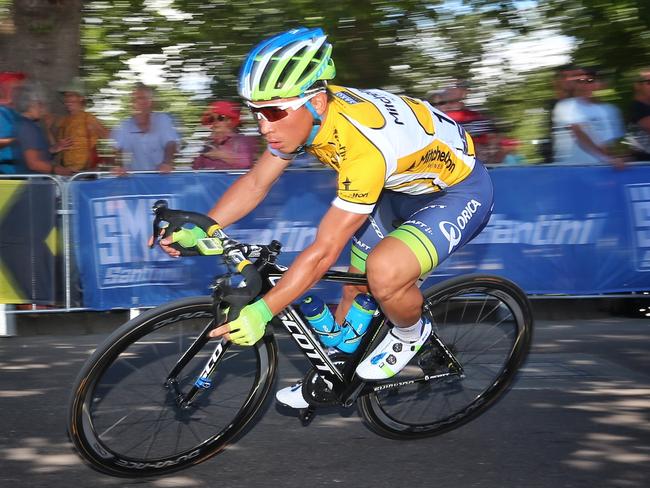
left=73, top=304, right=273, bottom=465
left=361, top=278, right=531, bottom=438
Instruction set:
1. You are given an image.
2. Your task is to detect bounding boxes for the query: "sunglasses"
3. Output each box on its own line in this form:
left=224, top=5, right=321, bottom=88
left=246, top=91, right=320, bottom=122
left=638, top=79, right=650, bottom=84
left=576, top=78, right=595, bottom=84
left=207, top=114, right=230, bottom=123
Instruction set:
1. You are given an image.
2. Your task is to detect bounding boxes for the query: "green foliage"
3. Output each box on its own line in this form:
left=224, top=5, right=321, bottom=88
left=78, top=0, right=650, bottom=164
left=524, top=0, right=650, bottom=115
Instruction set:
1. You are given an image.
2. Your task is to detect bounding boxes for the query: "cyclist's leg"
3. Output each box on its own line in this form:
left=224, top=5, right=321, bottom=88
left=335, top=265, right=368, bottom=325
left=335, top=194, right=397, bottom=324
left=374, top=163, right=493, bottom=307
left=358, top=163, right=494, bottom=379
left=365, top=237, right=423, bottom=326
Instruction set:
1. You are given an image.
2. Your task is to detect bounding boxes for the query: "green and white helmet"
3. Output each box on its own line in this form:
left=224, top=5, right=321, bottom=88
left=238, top=27, right=336, bottom=101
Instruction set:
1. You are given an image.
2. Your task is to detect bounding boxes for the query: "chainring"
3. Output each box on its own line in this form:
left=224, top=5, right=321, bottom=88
left=301, top=353, right=350, bottom=407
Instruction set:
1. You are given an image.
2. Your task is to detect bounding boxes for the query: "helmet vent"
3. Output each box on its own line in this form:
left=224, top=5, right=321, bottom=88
left=258, top=57, right=275, bottom=94
left=315, top=44, right=327, bottom=63
left=276, top=46, right=308, bottom=89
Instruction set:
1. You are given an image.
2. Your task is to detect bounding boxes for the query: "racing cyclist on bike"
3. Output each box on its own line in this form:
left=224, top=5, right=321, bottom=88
left=158, top=27, right=494, bottom=408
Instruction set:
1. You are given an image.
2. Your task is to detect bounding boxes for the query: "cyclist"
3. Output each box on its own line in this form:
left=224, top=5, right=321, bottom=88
left=158, top=27, right=494, bottom=408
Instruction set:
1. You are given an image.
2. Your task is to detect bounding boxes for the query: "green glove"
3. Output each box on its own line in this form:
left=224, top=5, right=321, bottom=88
left=174, top=226, right=207, bottom=248
left=228, top=299, right=273, bottom=346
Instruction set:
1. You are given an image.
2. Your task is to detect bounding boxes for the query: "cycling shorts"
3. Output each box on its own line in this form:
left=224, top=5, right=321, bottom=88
left=350, top=162, right=493, bottom=275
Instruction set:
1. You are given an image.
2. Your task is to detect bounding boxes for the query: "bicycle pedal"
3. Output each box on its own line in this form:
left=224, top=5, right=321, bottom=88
left=298, top=406, right=316, bottom=426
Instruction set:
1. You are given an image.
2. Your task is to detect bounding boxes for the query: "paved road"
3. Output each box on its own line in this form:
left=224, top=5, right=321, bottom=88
left=1, top=316, right=648, bottom=488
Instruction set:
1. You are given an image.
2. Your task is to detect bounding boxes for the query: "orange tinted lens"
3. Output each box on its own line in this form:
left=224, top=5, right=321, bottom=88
left=250, top=106, right=289, bottom=122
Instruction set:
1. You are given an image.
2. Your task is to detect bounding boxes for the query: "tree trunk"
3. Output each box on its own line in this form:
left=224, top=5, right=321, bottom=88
left=0, top=0, right=82, bottom=111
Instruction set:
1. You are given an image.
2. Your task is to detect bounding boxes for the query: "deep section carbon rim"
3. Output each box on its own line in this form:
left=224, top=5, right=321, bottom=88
left=359, top=275, right=532, bottom=439
left=69, top=298, right=275, bottom=476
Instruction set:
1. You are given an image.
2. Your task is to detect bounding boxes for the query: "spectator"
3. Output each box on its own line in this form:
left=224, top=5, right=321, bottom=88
left=437, top=83, right=497, bottom=163
left=627, top=67, right=650, bottom=161
left=192, top=101, right=256, bottom=170
left=499, top=137, right=526, bottom=166
left=53, top=78, right=108, bottom=172
left=552, top=68, right=625, bottom=168
left=12, top=82, right=73, bottom=176
left=426, top=88, right=446, bottom=111
left=540, top=64, right=585, bottom=163
left=0, top=71, right=26, bottom=174
left=111, top=83, right=179, bottom=173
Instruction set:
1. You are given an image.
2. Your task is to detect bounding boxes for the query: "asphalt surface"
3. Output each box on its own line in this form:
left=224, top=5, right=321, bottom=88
left=0, top=315, right=649, bottom=488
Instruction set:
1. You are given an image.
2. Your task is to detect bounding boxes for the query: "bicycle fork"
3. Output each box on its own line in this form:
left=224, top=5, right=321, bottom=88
left=164, top=320, right=230, bottom=409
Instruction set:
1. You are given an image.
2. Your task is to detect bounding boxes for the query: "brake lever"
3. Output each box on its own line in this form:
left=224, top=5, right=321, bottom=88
left=150, top=199, right=214, bottom=256
left=150, top=204, right=166, bottom=249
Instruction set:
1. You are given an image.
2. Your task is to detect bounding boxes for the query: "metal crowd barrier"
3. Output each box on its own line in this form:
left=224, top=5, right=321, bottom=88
left=0, top=173, right=68, bottom=334
left=3, top=162, right=650, bottom=335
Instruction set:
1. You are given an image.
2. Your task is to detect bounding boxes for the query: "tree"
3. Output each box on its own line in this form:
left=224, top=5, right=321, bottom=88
left=0, top=0, right=82, bottom=105
left=83, top=0, right=454, bottom=98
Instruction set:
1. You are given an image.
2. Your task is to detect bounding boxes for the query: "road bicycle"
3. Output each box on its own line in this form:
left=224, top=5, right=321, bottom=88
left=68, top=200, right=533, bottom=477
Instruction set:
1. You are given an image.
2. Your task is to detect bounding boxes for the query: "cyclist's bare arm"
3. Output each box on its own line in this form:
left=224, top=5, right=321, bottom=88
left=207, top=149, right=291, bottom=227
left=157, top=149, right=290, bottom=256
left=262, top=205, right=367, bottom=316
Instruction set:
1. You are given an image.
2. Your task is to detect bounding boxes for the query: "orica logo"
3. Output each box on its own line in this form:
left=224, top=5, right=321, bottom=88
left=439, top=199, right=482, bottom=253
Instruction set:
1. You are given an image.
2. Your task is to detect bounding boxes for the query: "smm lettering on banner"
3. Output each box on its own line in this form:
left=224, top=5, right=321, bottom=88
left=626, top=184, right=650, bottom=271
left=92, top=195, right=185, bottom=288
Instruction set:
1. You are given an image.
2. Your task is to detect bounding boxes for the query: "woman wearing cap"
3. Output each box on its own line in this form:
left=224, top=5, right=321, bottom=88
left=54, top=78, right=108, bottom=172
left=192, top=101, right=256, bottom=170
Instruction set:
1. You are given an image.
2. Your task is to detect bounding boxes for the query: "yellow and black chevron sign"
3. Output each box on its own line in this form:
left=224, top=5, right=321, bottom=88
left=0, top=179, right=58, bottom=304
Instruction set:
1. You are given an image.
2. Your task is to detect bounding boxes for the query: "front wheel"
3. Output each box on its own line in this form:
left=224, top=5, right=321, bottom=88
left=358, top=275, right=533, bottom=439
left=68, top=296, right=278, bottom=477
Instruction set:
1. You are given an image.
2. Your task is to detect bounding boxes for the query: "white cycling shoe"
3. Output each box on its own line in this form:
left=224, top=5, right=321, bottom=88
left=355, top=319, right=432, bottom=380
left=275, top=381, right=309, bottom=409
left=276, top=347, right=341, bottom=409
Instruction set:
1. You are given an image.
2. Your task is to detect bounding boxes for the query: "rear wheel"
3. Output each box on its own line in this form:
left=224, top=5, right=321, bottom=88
left=358, top=275, right=533, bottom=439
left=68, top=296, right=277, bottom=477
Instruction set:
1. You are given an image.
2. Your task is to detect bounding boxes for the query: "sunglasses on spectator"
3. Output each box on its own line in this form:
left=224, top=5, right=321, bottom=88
left=246, top=91, right=321, bottom=122
left=576, top=78, right=595, bottom=83
left=206, top=114, right=230, bottom=123
left=638, top=79, right=650, bottom=84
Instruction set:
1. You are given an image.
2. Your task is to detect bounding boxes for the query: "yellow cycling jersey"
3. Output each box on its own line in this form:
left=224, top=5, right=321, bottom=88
left=308, top=85, right=477, bottom=214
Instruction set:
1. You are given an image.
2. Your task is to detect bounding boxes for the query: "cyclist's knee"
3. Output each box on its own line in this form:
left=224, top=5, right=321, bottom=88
left=366, top=253, right=410, bottom=302
left=366, top=237, right=421, bottom=299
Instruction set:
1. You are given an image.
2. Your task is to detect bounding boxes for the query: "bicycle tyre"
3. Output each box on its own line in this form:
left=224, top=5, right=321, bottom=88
left=68, top=296, right=278, bottom=477
left=358, top=274, right=533, bottom=439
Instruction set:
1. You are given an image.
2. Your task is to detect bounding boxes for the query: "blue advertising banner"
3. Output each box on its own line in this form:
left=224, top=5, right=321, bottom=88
left=71, top=165, right=650, bottom=310
left=71, top=171, right=341, bottom=309
left=429, top=164, right=650, bottom=293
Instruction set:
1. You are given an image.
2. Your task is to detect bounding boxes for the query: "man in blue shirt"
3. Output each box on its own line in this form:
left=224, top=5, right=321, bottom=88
left=111, top=83, right=180, bottom=173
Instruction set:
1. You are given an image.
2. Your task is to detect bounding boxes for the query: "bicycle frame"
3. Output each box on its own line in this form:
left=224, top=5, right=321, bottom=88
left=264, top=265, right=387, bottom=407
left=168, top=257, right=464, bottom=412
